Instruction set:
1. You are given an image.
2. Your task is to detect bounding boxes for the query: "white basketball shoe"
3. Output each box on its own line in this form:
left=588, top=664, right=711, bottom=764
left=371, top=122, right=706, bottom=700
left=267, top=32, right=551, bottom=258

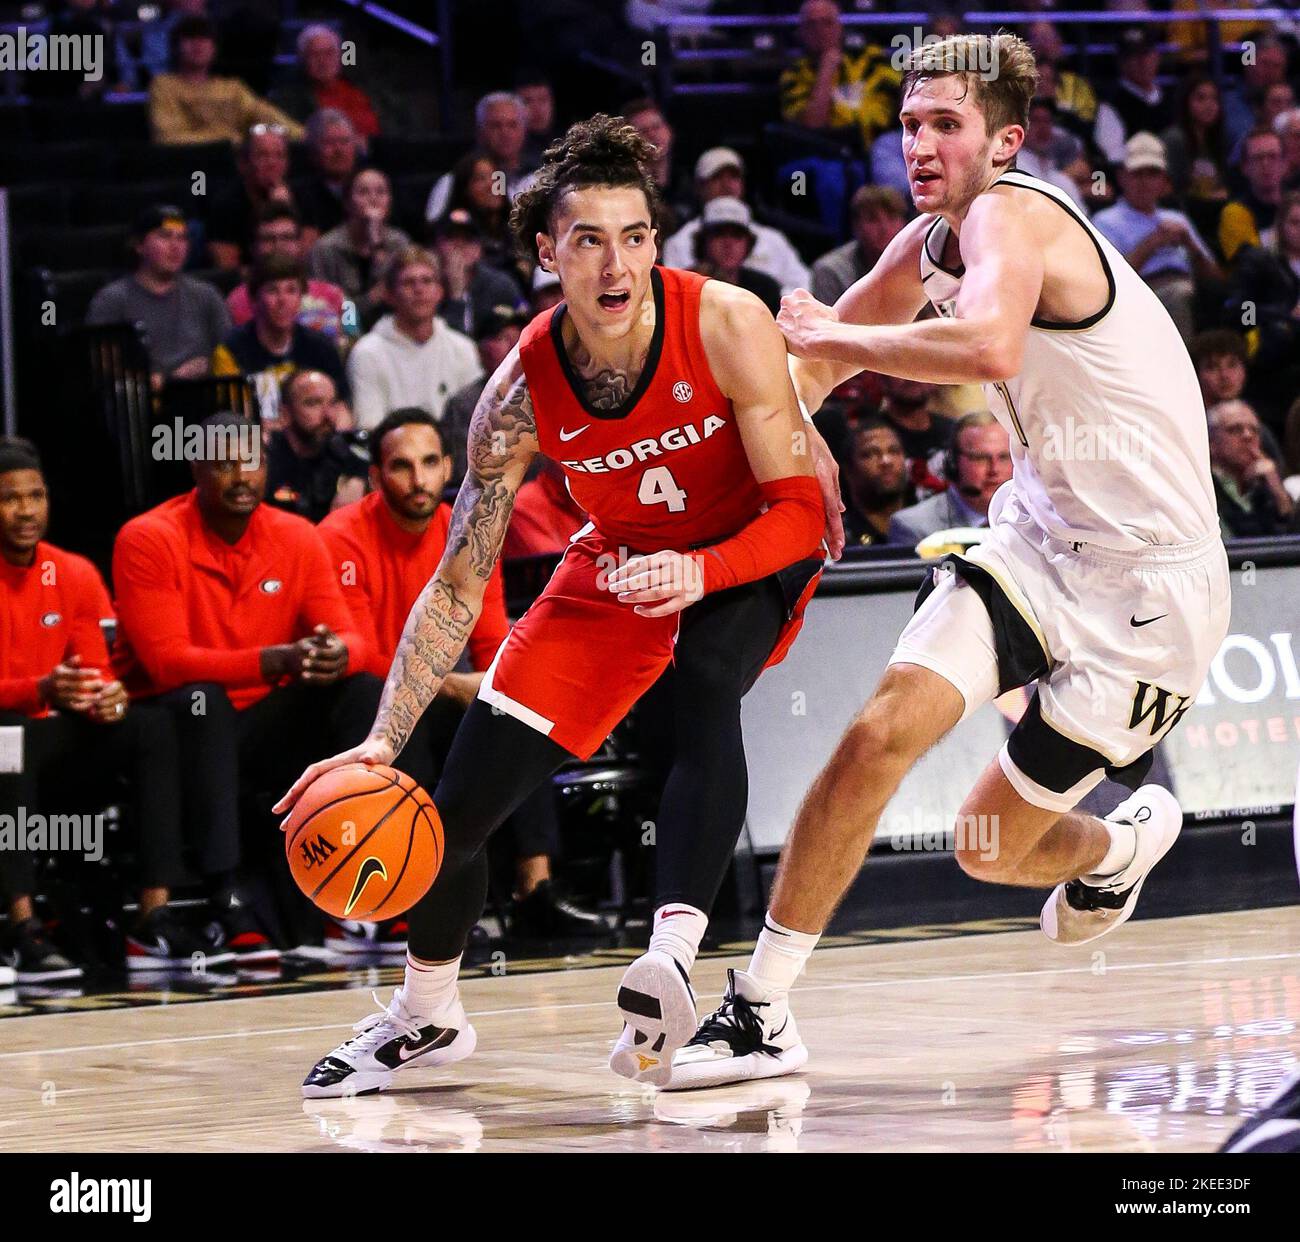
left=662, top=968, right=808, bottom=1092
left=1041, top=784, right=1184, bottom=947
left=609, top=950, right=698, bottom=1087
left=301, top=987, right=477, bottom=1098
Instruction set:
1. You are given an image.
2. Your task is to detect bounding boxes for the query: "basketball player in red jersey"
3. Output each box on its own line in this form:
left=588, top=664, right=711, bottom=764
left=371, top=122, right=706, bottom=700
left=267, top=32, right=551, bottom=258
left=276, top=115, right=841, bottom=1098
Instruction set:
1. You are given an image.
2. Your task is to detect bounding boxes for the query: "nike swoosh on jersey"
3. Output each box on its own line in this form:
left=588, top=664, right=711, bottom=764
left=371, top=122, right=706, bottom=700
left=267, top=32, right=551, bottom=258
left=343, top=856, right=388, bottom=918
left=1130, top=614, right=1168, bottom=627
left=558, top=425, right=590, bottom=442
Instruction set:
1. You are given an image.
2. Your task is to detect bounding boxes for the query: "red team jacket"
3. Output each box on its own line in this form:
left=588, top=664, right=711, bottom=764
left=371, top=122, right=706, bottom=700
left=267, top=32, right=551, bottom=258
left=318, top=491, right=510, bottom=678
left=112, top=492, right=365, bottom=709
left=0, top=542, right=114, bottom=717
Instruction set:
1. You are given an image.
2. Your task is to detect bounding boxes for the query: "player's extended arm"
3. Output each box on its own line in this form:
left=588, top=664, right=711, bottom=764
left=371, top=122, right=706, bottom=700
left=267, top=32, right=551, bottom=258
left=783, top=193, right=1044, bottom=385
left=274, top=349, right=537, bottom=814
left=785, top=214, right=931, bottom=415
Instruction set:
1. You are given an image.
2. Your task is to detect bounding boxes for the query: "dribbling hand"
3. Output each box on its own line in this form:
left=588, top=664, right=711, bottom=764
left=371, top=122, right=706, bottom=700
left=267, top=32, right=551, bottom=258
left=273, top=735, right=396, bottom=824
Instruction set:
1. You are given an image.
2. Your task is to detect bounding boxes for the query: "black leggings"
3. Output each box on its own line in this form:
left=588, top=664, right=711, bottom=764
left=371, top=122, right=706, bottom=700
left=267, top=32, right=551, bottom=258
left=407, top=566, right=799, bottom=961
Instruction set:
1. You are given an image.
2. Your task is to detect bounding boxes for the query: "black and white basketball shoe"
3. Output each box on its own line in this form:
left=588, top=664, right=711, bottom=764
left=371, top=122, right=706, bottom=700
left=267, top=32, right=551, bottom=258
left=301, top=987, right=477, bottom=1098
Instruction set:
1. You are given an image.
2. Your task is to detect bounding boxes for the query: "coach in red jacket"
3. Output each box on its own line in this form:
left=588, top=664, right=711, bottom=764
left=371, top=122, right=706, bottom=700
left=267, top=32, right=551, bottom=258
left=113, top=412, right=383, bottom=951
left=320, top=409, right=602, bottom=940
left=0, top=438, right=190, bottom=981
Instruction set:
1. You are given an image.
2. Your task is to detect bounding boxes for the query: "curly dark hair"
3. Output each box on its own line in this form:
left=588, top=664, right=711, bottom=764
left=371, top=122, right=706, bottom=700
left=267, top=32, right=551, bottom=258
left=510, top=113, right=662, bottom=261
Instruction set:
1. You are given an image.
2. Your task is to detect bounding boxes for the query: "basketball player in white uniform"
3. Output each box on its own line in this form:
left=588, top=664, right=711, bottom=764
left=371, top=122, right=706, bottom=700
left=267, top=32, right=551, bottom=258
left=660, top=33, right=1232, bottom=1090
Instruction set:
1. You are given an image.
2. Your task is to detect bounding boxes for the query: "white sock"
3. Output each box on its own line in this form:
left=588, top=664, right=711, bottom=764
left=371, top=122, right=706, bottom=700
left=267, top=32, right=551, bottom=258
left=401, top=952, right=460, bottom=1019
left=648, top=902, right=708, bottom=975
left=1089, top=820, right=1138, bottom=880
left=747, top=914, right=820, bottom=995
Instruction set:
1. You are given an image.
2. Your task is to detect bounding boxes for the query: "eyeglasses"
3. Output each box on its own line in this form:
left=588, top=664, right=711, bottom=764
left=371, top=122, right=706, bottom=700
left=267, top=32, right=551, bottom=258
left=248, top=123, right=287, bottom=138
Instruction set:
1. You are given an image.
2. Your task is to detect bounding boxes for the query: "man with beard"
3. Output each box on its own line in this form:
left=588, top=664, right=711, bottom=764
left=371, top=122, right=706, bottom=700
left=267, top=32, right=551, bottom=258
left=318, top=409, right=599, bottom=941
left=265, top=369, right=368, bottom=523
left=841, top=417, right=914, bottom=546
left=877, top=372, right=957, bottom=489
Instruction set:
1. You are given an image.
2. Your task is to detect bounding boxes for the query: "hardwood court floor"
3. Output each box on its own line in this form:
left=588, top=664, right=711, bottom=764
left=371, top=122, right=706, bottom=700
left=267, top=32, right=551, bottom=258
left=1, top=907, right=1297, bottom=1153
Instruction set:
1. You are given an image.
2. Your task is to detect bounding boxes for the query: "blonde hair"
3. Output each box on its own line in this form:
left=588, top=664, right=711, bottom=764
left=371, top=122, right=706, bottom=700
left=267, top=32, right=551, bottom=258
left=901, top=33, right=1038, bottom=135
left=384, top=245, right=443, bottom=291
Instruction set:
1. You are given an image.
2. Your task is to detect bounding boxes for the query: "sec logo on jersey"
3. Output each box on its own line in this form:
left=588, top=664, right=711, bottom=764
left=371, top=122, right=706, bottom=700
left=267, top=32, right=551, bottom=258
left=260, top=579, right=283, bottom=595
left=41, top=611, right=62, bottom=627
left=672, top=381, right=693, bottom=403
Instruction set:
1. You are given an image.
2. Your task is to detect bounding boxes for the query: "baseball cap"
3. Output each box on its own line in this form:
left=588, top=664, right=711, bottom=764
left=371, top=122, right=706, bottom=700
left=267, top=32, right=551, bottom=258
left=133, top=204, right=188, bottom=239
left=433, top=207, right=482, bottom=241
left=699, top=196, right=756, bottom=236
left=1123, top=132, right=1167, bottom=172
left=474, top=303, right=528, bottom=340
left=694, top=147, right=744, bottom=182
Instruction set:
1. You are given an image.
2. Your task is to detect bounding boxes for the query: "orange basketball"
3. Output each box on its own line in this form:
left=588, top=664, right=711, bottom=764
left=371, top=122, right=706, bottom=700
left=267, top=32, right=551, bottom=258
left=283, top=764, right=443, bottom=921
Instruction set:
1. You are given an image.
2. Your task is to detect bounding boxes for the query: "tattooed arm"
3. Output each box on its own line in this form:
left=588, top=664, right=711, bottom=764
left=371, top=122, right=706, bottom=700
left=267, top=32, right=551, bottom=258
left=274, top=348, right=538, bottom=815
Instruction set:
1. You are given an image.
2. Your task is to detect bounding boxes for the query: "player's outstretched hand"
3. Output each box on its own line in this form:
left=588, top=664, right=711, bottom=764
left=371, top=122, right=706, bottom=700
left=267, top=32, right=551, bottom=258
left=807, top=421, right=846, bottom=560
left=273, top=735, right=396, bottom=824
left=777, top=288, right=838, bottom=358
left=605, top=550, right=704, bottom=617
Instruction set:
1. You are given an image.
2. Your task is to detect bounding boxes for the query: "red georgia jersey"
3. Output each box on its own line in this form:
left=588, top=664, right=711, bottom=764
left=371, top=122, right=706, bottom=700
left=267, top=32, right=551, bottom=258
left=518, top=266, right=765, bottom=553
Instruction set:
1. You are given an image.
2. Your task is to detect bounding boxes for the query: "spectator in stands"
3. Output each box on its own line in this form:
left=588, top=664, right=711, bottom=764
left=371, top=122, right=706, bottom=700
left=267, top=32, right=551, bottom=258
left=270, top=24, right=380, bottom=139
left=691, top=199, right=781, bottom=315
left=432, top=208, right=526, bottom=339
left=116, top=0, right=203, bottom=92
left=112, top=412, right=380, bottom=953
left=841, top=418, right=915, bottom=547
left=504, top=458, right=588, bottom=560
left=1105, top=29, right=1173, bottom=144
left=212, top=256, right=348, bottom=429
left=1026, top=20, right=1099, bottom=143
left=1263, top=82, right=1297, bottom=132
left=24, top=0, right=117, bottom=100
left=1093, top=134, right=1222, bottom=339
left=266, top=370, right=368, bottom=522
left=518, top=74, right=558, bottom=166
left=1277, top=109, right=1300, bottom=190
left=434, top=151, right=522, bottom=281
left=662, top=148, right=810, bottom=293
left=887, top=415, right=1011, bottom=547
left=1227, top=192, right=1300, bottom=422
left=1016, top=97, right=1086, bottom=206
left=1190, top=329, right=1251, bottom=407
left=877, top=374, right=956, bottom=493
left=308, top=167, right=411, bottom=328
left=293, top=110, right=363, bottom=237
left=425, top=92, right=538, bottom=223
left=1161, top=75, right=1231, bottom=205
left=0, top=439, right=197, bottom=980
left=149, top=15, right=303, bottom=145
left=810, top=185, right=906, bottom=306
left=442, top=305, right=528, bottom=485
left=1219, top=129, right=1287, bottom=263
left=86, top=205, right=231, bottom=386
left=207, top=123, right=301, bottom=270
left=779, top=0, right=901, bottom=150
left=621, top=97, right=695, bottom=238
left=1222, top=35, right=1291, bottom=155
left=226, top=204, right=347, bottom=346
left=346, top=247, right=482, bottom=431
left=1208, top=399, right=1295, bottom=536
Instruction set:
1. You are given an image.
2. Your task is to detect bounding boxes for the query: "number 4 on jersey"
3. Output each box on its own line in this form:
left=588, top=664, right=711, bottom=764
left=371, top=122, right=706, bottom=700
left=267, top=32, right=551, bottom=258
left=637, top=465, right=688, bottom=512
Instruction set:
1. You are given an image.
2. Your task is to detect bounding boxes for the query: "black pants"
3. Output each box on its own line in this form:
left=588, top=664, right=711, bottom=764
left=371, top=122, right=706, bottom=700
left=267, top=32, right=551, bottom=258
left=0, top=705, right=183, bottom=902
left=407, top=567, right=802, bottom=961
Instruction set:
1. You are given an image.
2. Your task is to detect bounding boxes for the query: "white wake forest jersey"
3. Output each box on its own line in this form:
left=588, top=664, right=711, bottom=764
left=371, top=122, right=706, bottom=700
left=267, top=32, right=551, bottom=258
left=919, top=169, right=1219, bottom=553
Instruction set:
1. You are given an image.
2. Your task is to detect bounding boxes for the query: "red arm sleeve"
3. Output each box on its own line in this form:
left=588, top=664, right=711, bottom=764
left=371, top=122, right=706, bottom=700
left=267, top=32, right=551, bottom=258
left=293, top=527, right=369, bottom=672
left=693, top=476, right=824, bottom=594
left=113, top=525, right=265, bottom=691
left=0, top=677, right=43, bottom=714
left=321, top=526, right=385, bottom=677
left=467, top=562, right=509, bottom=671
